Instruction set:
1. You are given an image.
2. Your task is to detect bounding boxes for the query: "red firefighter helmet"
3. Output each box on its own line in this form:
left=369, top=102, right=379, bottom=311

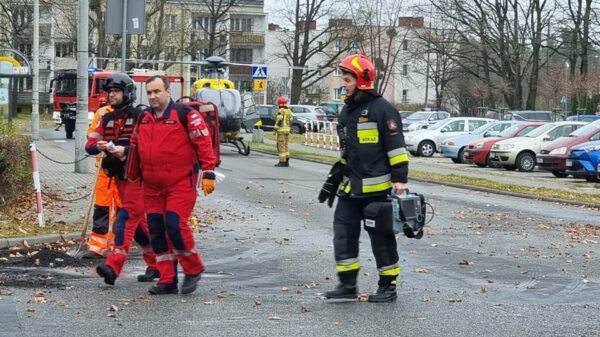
left=338, top=54, right=376, bottom=90
left=277, top=96, right=288, bottom=106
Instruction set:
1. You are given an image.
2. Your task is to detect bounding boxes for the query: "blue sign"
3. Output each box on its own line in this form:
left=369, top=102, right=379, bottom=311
left=251, top=65, right=268, bottom=79
left=339, top=86, right=347, bottom=96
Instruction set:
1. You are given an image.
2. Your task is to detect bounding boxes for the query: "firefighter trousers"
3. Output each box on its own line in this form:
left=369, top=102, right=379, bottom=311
left=105, top=179, right=156, bottom=276
left=333, top=195, right=400, bottom=286
left=276, top=132, right=289, bottom=162
left=145, top=176, right=205, bottom=285
left=88, top=170, right=121, bottom=255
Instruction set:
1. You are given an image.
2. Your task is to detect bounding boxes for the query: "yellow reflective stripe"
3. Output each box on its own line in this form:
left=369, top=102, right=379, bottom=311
left=379, top=267, right=400, bottom=276
left=343, top=183, right=351, bottom=193
left=357, top=129, right=379, bottom=143
left=389, top=153, right=409, bottom=166
left=363, top=181, right=392, bottom=193
left=340, top=158, right=347, bottom=164
left=336, top=261, right=361, bottom=272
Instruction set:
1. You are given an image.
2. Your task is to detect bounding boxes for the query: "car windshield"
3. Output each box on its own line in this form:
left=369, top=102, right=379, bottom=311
left=498, top=124, right=521, bottom=137
left=568, top=120, right=600, bottom=137
left=524, top=123, right=555, bottom=137
left=55, top=78, right=77, bottom=96
left=406, top=112, right=430, bottom=120
left=472, top=123, right=496, bottom=134
left=427, top=119, right=449, bottom=130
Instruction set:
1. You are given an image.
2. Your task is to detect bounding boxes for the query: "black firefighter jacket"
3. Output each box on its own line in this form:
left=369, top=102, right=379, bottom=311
left=337, top=91, right=409, bottom=197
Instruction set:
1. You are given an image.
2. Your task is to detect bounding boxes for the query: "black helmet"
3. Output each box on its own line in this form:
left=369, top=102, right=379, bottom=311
left=103, top=73, right=136, bottom=105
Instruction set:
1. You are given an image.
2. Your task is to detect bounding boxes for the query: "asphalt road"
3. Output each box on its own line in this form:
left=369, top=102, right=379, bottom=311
left=1, top=146, right=599, bottom=337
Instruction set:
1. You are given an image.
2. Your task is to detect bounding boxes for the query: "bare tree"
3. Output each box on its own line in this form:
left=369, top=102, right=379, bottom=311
left=273, top=0, right=350, bottom=104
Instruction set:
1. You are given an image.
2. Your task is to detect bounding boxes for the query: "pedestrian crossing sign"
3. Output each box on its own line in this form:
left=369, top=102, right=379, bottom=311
left=253, top=79, right=266, bottom=91
left=251, top=65, right=268, bottom=79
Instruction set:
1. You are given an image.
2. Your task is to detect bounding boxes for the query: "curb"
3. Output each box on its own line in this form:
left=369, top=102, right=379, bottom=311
left=248, top=146, right=600, bottom=209
left=0, top=232, right=80, bottom=250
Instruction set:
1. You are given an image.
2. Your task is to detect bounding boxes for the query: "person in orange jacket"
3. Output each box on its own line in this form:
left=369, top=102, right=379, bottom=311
left=82, top=104, right=120, bottom=259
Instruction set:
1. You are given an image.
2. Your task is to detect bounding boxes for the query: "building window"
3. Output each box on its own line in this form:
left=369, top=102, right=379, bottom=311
left=231, top=18, right=253, bottom=32
left=18, top=43, right=32, bottom=57
left=15, top=6, right=31, bottom=26
left=137, top=47, right=149, bottom=60
left=402, top=89, right=408, bottom=103
left=334, top=88, right=341, bottom=100
left=192, top=15, right=215, bottom=33
left=165, top=15, right=177, bottom=31
left=17, top=77, right=32, bottom=91
left=334, top=38, right=342, bottom=51
left=231, top=48, right=252, bottom=63
left=55, top=43, right=74, bottom=57
left=402, top=64, right=408, bottom=76
left=402, top=39, right=408, bottom=51
left=165, top=46, right=177, bottom=61
left=333, top=66, right=342, bottom=77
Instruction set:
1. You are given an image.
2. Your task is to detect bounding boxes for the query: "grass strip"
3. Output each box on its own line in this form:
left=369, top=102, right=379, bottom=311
left=250, top=142, right=600, bottom=205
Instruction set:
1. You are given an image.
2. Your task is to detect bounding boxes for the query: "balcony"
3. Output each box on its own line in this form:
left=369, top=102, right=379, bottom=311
left=230, top=31, right=265, bottom=46
left=229, top=65, right=252, bottom=75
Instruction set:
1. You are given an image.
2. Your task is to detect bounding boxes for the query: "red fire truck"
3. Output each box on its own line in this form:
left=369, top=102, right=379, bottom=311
left=50, top=68, right=184, bottom=138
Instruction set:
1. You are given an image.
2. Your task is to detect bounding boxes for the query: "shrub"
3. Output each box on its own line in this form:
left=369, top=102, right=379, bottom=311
left=0, top=119, right=32, bottom=209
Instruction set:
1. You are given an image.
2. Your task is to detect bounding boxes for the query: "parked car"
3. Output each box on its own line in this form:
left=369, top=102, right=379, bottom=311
left=440, top=121, right=518, bottom=163
left=402, top=110, right=451, bottom=132
left=565, top=140, right=600, bottom=182
left=489, top=121, right=587, bottom=171
left=404, top=117, right=494, bottom=157
left=398, top=111, right=415, bottom=119
left=536, top=119, right=600, bottom=177
left=566, top=114, right=600, bottom=122
left=319, top=105, right=338, bottom=121
left=320, top=102, right=345, bottom=115
left=242, top=105, right=307, bottom=134
left=501, top=110, right=556, bottom=122
left=465, top=122, right=545, bottom=167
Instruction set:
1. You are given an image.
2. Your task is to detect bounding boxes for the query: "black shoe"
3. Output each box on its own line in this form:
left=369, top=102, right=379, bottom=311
left=148, top=282, right=178, bottom=295
left=81, top=251, right=103, bottom=259
left=137, top=268, right=160, bottom=282
left=324, top=283, right=358, bottom=299
left=96, top=264, right=117, bottom=286
left=367, top=285, right=397, bottom=303
left=181, top=273, right=202, bottom=295
left=274, top=162, right=286, bottom=167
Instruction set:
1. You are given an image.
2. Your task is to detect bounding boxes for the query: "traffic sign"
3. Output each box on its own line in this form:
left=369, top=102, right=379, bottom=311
left=339, top=86, right=347, bottom=96
left=253, top=79, right=266, bottom=91
left=252, top=66, right=268, bottom=79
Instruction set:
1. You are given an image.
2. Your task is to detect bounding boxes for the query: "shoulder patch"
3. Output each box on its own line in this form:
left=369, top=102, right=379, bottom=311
left=387, top=119, right=398, bottom=131
left=140, top=119, right=149, bottom=124
left=164, top=120, right=177, bottom=124
left=358, top=117, right=369, bottom=123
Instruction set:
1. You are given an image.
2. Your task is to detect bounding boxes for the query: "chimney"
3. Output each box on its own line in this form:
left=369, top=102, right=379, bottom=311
left=268, top=23, right=280, bottom=31
left=297, top=20, right=317, bottom=31
left=398, top=17, right=424, bottom=28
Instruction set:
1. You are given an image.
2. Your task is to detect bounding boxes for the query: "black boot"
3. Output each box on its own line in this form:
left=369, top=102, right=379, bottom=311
left=274, top=161, right=286, bottom=167
left=137, top=268, right=160, bottom=282
left=367, top=285, right=397, bottom=303
left=284, top=158, right=289, bottom=167
left=81, top=251, right=103, bottom=259
left=325, top=270, right=358, bottom=299
left=96, top=264, right=117, bottom=286
left=148, top=282, right=178, bottom=295
left=181, top=273, right=202, bottom=295
left=324, top=283, right=357, bottom=299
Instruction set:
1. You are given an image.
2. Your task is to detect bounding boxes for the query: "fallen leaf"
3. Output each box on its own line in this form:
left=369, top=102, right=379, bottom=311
left=420, top=297, right=430, bottom=302
left=448, top=298, right=463, bottom=303
left=281, top=287, right=289, bottom=292
left=0, top=290, right=14, bottom=296
left=268, top=316, right=282, bottom=321
left=22, top=240, right=30, bottom=248
left=254, top=299, right=262, bottom=306
left=458, top=260, right=472, bottom=267
left=480, top=286, right=488, bottom=293
left=203, top=299, right=217, bottom=305
left=300, top=305, right=312, bottom=313
left=109, top=305, right=118, bottom=312
left=416, top=316, right=427, bottom=321
left=414, top=268, right=429, bottom=273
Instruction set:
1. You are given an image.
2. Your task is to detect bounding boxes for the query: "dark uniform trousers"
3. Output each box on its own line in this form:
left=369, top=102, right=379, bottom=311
left=333, top=194, right=399, bottom=286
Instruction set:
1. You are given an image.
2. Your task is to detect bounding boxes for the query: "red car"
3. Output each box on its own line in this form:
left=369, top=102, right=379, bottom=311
left=536, top=120, right=600, bottom=177
left=465, top=122, right=545, bottom=167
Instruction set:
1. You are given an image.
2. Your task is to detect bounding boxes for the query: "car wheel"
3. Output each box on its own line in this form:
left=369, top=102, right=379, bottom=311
left=551, top=171, right=569, bottom=178
left=584, top=176, right=600, bottom=182
left=486, top=154, right=501, bottom=168
left=516, top=152, right=536, bottom=172
left=417, top=140, right=435, bottom=157
left=291, top=124, right=302, bottom=134
left=458, top=148, right=469, bottom=163
left=475, top=162, right=487, bottom=167
left=503, top=165, right=517, bottom=171
left=451, top=158, right=461, bottom=163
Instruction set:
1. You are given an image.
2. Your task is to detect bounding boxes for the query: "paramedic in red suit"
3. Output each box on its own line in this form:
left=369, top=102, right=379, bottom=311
left=85, top=73, right=159, bottom=286
left=128, top=75, right=217, bottom=295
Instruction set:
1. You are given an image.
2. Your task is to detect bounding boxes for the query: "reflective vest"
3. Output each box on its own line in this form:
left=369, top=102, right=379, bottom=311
left=274, top=107, right=294, bottom=133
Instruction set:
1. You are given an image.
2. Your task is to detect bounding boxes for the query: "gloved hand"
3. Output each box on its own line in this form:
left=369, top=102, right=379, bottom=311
left=202, top=171, right=216, bottom=196
left=318, top=161, right=344, bottom=208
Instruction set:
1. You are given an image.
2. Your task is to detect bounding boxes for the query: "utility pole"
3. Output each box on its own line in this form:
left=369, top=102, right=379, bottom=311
left=75, top=0, right=90, bottom=173
left=121, top=0, right=128, bottom=71
left=31, top=0, right=40, bottom=140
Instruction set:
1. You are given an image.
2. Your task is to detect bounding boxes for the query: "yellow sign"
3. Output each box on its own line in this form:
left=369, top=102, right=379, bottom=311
left=253, top=79, right=266, bottom=92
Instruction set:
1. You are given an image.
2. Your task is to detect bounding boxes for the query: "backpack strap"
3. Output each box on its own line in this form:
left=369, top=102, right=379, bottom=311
left=175, top=103, right=192, bottom=133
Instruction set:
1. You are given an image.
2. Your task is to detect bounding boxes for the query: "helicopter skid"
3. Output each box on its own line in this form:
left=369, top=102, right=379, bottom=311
left=226, top=136, right=251, bottom=156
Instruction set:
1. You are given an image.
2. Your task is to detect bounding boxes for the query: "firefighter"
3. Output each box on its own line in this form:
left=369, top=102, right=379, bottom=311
left=127, top=75, right=217, bottom=295
left=85, top=73, right=159, bottom=285
left=273, top=96, right=294, bottom=167
left=320, top=54, right=409, bottom=303
left=81, top=99, right=120, bottom=259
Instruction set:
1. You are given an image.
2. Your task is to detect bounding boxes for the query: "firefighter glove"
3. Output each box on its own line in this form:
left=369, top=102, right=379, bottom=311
left=202, top=171, right=216, bottom=196
left=318, top=161, right=344, bottom=208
